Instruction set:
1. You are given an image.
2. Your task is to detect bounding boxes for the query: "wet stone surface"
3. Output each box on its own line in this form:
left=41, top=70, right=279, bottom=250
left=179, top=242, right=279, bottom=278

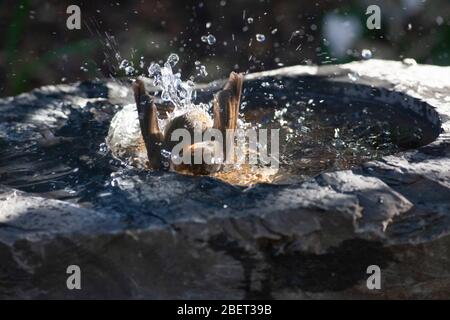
left=1, top=60, right=450, bottom=299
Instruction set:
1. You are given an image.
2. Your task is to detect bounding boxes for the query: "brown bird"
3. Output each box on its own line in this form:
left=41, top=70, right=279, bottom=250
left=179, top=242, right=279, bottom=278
left=132, top=72, right=244, bottom=175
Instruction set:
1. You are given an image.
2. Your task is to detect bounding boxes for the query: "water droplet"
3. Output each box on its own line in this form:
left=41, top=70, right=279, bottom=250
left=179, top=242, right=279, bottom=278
left=361, top=49, right=372, bottom=60
left=247, top=17, right=254, bottom=24
left=148, top=63, right=161, bottom=76
left=161, top=90, right=171, bottom=101
left=206, top=34, right=216, bottom=45
left=160, top=149, right=172, bottom=158
left=111, top=179, right=118, bottom=187
left=402, top=58, right=417, bottom=66
left=334, top=128, right=340, bottom=138
left=206, top=22, right=212, bottom=28
left=347, top=72, right=358, bottom=82
left=167, top=53, right=179, bottom=67
left=64, top=187, right=77, bottom=194
left=99, top=142, right=108, bottom=153
left=199, top=65, right=208, bottom=77
left=256, top=34, right=266, bottom=42
left=119, top=59, right=131, bottom=70
left=125, top=66, right=135, bottom=75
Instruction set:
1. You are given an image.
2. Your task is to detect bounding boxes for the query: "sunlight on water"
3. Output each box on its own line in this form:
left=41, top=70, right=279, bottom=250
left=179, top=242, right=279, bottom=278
left=106, top=60, right=432, bottom=186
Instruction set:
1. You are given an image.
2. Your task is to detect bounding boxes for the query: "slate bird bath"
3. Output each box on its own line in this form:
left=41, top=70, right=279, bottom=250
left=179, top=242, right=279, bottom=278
left=1, top=60, right=449, bottom=299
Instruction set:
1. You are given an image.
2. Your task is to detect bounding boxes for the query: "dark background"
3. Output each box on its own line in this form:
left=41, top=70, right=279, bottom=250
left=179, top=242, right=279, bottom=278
left=0, top=0, right=449, bottom=97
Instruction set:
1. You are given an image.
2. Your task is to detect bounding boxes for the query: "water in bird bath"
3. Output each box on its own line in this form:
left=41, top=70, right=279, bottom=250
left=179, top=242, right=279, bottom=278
left=238, top=89, right=429, bottom=184
left=0, top=65, right=440, bottom=210
left=107, top=56, right=437, bottom=186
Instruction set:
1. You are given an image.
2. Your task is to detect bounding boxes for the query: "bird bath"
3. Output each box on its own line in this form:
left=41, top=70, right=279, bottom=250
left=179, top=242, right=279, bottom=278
left=106, top=72, right=440, bottom=186
left=1, top=60, right=450, bottom=299
left=219, top=74, right=439, bottom=184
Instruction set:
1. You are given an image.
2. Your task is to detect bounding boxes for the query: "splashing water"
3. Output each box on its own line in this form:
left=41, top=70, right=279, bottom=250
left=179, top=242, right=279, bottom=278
left=256, top=34, right=266, bottom=42
left=119, top=59, right=136, bottom=76
left=199, top=65, right=208, bottom=77
left=201, top=34, right=216, bottom=45
left=143, top=53, right=215, bottom=168
left=147, top=54, right=196, bottom=110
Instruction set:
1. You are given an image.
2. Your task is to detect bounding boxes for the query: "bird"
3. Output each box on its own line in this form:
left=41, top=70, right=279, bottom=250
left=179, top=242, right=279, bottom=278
left=132, top=71, right=243, bottom=175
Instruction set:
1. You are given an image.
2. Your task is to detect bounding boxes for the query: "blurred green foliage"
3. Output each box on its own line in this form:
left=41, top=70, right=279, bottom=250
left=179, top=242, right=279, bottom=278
left=1, top=0, right=449, bottom=97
